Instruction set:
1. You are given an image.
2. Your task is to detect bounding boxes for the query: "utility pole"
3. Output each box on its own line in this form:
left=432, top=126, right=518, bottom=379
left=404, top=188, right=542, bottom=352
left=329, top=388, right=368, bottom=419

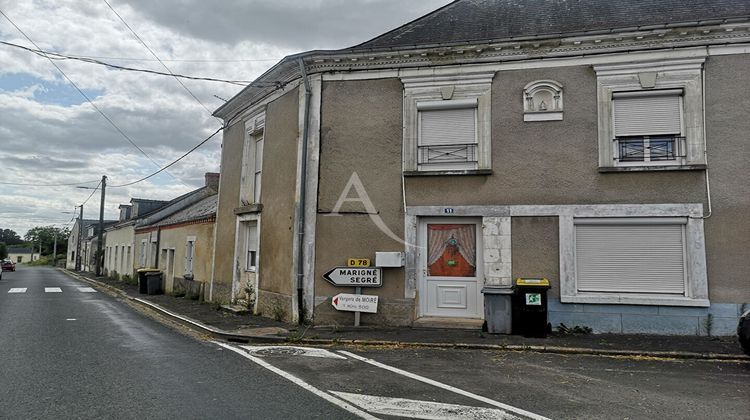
left=52, top=230, right=57, bottom=267
left=76, top=204, right=83, bottom=271
left=95, top=175, right=107, bottom=277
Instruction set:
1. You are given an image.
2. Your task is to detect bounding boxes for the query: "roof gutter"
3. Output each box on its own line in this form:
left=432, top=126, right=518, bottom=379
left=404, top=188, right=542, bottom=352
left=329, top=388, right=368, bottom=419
left=296, top=58, right=312, bottom=324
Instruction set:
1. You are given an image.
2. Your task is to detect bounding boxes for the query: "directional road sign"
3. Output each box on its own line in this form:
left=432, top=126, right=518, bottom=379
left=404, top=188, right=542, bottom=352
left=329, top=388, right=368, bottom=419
left=323, top=267, right=382, bottom=287
left=332, top=293, right=379, bottom=313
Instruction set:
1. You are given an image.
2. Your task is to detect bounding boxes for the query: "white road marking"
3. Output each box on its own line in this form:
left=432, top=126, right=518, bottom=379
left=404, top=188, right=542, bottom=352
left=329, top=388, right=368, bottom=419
left=77, top=287, right=97, bottom=293
left=8, top=288, right=26, bottom=293
left=45, top=287, right=62, bottom=293
left=213, top=341, right=378, bottom=420
left=330, top=392, right=521, bottom=420
left=239, top=345, right=347, bottom=359
left=338, top=351, right=548, bottom=420
left=66, top=318, right=77, bottom=321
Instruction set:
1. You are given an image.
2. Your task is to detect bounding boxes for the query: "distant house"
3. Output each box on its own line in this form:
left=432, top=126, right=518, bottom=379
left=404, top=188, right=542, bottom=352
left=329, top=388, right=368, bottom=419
left=104, top=173, right=219, bottom=282
left=66, top=219, right=116, bottom=270
left=136, top=189, right=218, bottom=297
left=8, top=247, right=35, bottom=264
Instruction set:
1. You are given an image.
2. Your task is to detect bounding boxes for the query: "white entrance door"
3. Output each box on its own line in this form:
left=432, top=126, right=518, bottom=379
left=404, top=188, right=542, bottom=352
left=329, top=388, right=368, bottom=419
left=418, top=218, right=483, bottom=318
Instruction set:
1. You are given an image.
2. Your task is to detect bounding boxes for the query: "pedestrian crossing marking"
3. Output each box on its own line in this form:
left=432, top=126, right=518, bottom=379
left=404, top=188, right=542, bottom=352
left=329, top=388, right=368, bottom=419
left=45, top=287, right=62, bottom=293
left=4, top=287, right=98, bottom=294
left=77, top=287, right=97, bottom=293
left=8, top=288, right=26, bottom=293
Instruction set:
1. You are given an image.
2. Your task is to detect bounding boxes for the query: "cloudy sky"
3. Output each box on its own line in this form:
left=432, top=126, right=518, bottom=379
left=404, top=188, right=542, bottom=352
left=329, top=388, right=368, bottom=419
left=0, top=0, right=450, bottom=237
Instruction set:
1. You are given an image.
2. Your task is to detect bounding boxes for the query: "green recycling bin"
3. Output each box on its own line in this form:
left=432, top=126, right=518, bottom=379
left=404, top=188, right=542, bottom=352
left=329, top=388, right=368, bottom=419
left=512, top=278, right=551, bottom=338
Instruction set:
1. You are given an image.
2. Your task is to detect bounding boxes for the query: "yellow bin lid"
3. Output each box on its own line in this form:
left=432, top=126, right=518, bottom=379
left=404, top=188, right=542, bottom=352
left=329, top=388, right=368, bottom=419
left=136, top=268, right=161, bottom=273
left=515, top=278, right=550, bottom=287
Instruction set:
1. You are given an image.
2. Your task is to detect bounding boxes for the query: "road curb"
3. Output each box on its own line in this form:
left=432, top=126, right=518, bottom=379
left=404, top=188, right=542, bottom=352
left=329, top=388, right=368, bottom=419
left=60, top=269, right=750, bottom=362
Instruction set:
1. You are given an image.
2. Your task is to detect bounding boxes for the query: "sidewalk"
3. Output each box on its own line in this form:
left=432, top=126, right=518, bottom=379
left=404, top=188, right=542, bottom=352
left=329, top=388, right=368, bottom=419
left=63, top=269, right=748, bottom=361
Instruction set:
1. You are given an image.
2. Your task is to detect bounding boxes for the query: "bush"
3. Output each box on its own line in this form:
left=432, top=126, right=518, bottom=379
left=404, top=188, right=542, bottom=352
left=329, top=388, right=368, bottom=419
left=29, top=256, right=52, bottom=266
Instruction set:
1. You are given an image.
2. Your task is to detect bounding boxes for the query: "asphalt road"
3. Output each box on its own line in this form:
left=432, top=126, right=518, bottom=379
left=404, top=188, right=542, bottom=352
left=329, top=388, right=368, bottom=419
left=0, top=266, right=355, bottom=419
left=2, top=266, right=748, bottom=419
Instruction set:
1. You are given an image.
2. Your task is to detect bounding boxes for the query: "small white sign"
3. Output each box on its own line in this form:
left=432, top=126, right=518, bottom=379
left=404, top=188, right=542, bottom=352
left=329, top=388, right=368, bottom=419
left=525, top=293, right=542, bottom=306
left=332, top=293, right=379, bottom=313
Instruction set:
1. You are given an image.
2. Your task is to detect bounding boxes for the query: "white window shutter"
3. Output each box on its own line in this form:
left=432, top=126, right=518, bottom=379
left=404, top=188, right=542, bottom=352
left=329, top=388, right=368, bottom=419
left=419, top=108, right=477, bottom=146
left=613, top=91, right=682, bottom=137
left=575, top=223, right=686, bottom=294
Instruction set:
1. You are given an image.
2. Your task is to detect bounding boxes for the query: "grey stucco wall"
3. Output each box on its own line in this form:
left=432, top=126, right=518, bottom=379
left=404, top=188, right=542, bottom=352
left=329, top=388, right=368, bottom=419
left=316, top=78, right=410, bottom=325
left=314, top=55, right=749, bottom=324
left=257, top=88, right=299, bottom=305
left=511, top=216, right=560, bottom=297
left=211, top=120, right=244, bottom=302
left=702, top=54, right=750, bottom=304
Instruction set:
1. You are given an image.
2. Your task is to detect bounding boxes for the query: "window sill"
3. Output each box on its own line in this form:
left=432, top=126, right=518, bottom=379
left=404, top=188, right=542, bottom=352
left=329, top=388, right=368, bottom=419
left=561, top=293, right=709, bottom=307
left=599, top=164, right=706, bottom=173
left=234, top=203, right=263, bottom=215
left=403, top=169, right=492, bottom=177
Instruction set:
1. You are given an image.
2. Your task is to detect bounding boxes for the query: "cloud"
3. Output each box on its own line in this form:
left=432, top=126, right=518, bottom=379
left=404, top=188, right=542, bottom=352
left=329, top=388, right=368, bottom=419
left=0, top=0, right=450, bottom=236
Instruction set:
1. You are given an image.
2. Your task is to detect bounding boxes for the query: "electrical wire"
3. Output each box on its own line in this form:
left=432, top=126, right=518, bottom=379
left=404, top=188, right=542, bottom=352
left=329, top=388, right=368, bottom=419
left=0, top=179, right=101, bottom=186
left=0, top=10, right=187, bottom=186
left=103, top=0, right=216, bottom=117
left=0, top=41, right=255, bottom=86
left=80, top=180, right=102, bottom=207
left=109, top=126, right=223, bottom=187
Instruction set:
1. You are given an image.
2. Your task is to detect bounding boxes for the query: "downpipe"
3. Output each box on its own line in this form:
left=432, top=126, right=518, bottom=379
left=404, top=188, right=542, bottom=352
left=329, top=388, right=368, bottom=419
left=296, top=58, right=312, bottom=324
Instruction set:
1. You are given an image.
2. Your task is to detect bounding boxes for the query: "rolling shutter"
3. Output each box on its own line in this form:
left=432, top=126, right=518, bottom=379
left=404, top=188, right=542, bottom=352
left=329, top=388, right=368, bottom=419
left=419, top=108, right=477, bottom=146
left=613, top=90, right=682, bottom=137
left=575, top=220, right=686, bottom=294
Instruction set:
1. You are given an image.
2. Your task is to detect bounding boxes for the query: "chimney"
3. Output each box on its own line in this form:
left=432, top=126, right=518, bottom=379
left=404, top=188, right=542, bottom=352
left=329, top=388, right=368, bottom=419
left=205, top=172, right=220, bottom=191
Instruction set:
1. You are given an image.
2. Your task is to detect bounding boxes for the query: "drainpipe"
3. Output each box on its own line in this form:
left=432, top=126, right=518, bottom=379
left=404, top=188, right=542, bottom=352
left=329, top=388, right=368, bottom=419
left=296, top=58, right=312, bottom=324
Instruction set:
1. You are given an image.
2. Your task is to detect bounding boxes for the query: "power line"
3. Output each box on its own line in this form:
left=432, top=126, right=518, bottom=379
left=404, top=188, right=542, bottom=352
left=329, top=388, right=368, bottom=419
left=0, top=9, right=187, bottom=186
left=109, top=126, right=223, bottom=188
left=0, top=179, right=101, bottom=186
left=80, top=181, right=103, bottom=207
left=103, top=0, right=216, bottom=117
left=67, top=55, right=281, bottom=63
left=0, top=41, right=254, bottom=86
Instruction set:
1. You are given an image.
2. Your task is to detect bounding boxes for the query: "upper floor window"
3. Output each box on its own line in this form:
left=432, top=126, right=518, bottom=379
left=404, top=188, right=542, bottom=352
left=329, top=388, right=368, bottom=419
left=613, top=89, right=684, bottom=165
left=241, top=114, right=265, bottom=204
left=402, top=72, right=494, bottom=174
left=417, top=99, right=478, bottom=171
left=594, top=58, right=706, bottom=171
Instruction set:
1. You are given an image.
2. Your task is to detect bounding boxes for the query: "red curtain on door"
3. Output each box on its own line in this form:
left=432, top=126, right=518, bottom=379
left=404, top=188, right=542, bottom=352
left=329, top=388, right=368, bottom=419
left=427, top=224, right=476, bottom=277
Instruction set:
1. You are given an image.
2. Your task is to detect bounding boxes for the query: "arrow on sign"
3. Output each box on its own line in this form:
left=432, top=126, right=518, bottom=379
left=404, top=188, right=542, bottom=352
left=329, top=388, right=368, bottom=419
left=323, top=266, right=382, bottom=287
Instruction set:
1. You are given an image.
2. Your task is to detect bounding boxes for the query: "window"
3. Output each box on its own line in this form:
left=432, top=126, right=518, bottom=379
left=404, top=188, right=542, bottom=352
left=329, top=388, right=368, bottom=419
left=575, top=218, right=686, bottom=295
left=402, top=72, right=494, bottom=174
left=241, top=114, right=265, bottom=204
left=594, top=58, right=706, bottom=170
left=557, top=206, right=709, bottom=307
left=613, top=90, right=684, bottom=165
left=245, top=222, right=258, bottom=271
left=417, top=100, right=478, bottom=171
left=185, top=237, right=195, bottom=276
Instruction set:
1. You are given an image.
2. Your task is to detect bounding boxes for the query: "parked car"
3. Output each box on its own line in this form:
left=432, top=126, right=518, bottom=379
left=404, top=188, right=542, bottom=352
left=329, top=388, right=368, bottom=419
left=739, top=310, right=750, bottom=356
left=1, top=259, right=15, bottom=272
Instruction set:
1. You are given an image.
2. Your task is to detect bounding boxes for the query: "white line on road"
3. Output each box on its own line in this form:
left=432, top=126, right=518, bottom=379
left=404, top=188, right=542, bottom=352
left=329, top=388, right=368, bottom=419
left=213, top=341, right=379, bottom=420
left=8, top=288, right=26, bottom=293
left=338, top=351, right=549, bottom=420
left=77, top=287, right=97, bottom=293
left=330, top=391, right=522, bottom=420
left=45, top=287, right=62, bottom=293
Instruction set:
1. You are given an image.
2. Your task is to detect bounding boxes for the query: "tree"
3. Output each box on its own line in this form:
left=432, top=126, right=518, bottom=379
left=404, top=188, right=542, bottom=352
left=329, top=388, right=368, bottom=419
left=0, top=229, right=22, bottom=245
left=24, top=226, right=70, bottom=256
left=0, top=243, right=7, bottom=259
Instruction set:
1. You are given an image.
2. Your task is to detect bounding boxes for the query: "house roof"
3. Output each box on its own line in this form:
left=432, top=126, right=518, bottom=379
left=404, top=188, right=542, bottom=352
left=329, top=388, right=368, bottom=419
left=214, top=0, right=750, bottom=120
left=152, top=194, right=218, bottom=228
left=352, top=0, right=750, bottom=50
left=7, top=247, right=32, bottom=254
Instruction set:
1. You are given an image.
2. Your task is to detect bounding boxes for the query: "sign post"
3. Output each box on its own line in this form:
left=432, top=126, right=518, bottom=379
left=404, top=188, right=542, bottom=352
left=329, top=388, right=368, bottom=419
left=326, top=261, right=382, bottom=326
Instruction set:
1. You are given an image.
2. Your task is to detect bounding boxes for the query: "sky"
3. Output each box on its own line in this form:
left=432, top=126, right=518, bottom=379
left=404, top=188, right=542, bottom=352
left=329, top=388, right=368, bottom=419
left=0, top=0, right=451, bottom=237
